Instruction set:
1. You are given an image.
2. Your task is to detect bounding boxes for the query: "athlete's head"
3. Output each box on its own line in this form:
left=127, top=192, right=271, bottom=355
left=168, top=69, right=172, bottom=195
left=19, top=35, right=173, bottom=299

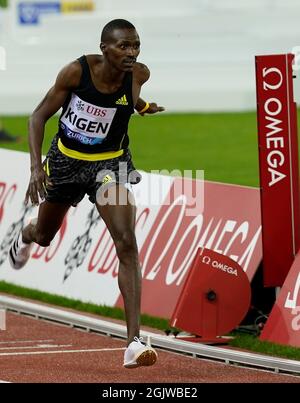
left=100, top=19, right=140, bottom=72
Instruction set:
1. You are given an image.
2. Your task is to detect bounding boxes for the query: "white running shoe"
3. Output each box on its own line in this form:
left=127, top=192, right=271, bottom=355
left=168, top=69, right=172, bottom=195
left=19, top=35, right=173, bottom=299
left=9, top=231, right=34, bottom=270
left=123, top=336, right=157, bottom=369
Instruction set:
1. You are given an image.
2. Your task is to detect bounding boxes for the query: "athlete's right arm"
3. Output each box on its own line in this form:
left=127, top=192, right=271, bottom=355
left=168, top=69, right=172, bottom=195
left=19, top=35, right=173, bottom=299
left=25, top=61, right=81, bottom=206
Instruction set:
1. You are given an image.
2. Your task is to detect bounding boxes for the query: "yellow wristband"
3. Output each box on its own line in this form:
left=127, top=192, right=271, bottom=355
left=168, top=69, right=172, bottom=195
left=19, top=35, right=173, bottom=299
left=138, top=102, right=150, bottom=114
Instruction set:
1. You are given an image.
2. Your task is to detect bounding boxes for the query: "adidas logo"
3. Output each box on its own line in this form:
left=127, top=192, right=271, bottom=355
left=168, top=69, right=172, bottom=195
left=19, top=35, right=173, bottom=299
left=116, top=95, right=128, bottom=106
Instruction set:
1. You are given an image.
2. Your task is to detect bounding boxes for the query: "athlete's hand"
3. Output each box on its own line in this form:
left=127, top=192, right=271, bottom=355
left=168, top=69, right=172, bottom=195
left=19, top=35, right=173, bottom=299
left=25, top=167, right=53, bottom=206
left=139, top=103, right=165, bottom=116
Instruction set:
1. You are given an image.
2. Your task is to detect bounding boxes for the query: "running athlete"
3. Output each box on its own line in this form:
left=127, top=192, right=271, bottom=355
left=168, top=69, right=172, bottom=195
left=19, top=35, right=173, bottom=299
left=9, top=19, right=164, bottom=368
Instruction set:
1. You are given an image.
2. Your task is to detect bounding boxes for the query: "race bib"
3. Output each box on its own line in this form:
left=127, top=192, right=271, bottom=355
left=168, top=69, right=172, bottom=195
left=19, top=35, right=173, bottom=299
left=60, top=93, right=117, bottom=145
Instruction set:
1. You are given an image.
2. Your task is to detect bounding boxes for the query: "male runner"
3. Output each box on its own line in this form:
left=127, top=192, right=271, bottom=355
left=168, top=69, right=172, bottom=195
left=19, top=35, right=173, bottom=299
left=9, top=19, right=164, bottom=368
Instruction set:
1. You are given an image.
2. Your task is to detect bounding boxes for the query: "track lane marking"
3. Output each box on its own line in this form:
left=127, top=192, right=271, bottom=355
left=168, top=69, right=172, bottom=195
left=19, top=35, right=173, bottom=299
left=0, top=344, right=72, bottom=351
left=0, top=339, right=54, bottom=345
left=0, top=347, right=125, bottom=356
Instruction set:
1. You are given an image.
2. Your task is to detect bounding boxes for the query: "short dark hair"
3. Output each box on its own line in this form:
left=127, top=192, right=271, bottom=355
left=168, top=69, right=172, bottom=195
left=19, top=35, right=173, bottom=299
left=101, top=19, right=136, bottom=43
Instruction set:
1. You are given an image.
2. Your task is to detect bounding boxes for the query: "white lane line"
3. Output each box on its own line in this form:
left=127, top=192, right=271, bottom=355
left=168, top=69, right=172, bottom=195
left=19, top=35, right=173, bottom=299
left=0, top=344, right=72, bottom=351
left=0, top=347, right=125, bottom=357
left=0, top=339, right=54, bottom=345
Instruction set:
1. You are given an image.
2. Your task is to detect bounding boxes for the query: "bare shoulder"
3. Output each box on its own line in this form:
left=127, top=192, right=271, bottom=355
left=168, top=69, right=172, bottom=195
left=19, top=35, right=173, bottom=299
left=56, top=59, right=82, bottom=89
left=86, top=54, right=103, bottom=62
left=86, top=54, right=103, bottom=69
left=133, top=62, right=150, bottom=85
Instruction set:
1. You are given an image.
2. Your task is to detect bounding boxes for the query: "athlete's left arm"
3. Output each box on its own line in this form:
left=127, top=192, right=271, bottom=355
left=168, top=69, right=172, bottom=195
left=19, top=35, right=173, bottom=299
left=133, top=63, right=165, bottom=115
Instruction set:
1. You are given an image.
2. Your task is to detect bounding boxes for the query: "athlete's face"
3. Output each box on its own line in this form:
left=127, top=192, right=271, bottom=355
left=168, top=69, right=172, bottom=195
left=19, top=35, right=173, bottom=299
left=101, top=28, right=140, bottom=72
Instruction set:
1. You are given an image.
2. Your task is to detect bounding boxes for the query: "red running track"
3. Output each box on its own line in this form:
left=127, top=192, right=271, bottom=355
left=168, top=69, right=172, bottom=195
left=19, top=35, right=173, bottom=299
left=0, top=311, right=299, bottom=383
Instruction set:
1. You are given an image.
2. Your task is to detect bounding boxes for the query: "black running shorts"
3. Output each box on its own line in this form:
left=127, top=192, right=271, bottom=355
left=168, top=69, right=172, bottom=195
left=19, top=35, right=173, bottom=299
left=44, top=136, right=141, bottom=205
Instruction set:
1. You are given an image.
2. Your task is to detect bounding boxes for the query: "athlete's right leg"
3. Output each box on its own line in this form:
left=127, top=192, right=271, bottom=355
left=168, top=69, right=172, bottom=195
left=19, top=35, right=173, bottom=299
left=9, top=201, right=70, bottom=269
left=23, top=201, right=71, bottom=246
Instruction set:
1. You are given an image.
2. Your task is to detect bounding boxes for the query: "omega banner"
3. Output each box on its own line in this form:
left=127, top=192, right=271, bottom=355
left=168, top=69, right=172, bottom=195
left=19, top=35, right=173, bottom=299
left=0, top=148, right=262, bottom=319
left=260, top=250, right=300, bottom=347
left=255, top=54, right=300, bottom=287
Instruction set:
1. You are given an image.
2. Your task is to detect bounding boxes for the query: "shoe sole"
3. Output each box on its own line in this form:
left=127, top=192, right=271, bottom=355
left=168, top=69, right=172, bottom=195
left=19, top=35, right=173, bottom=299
left=8, top=235, right=22, bottom=270
left=9, top=247, right=31, bottom=270
left=124, top=349, right=157, bottom=369
left=8, top=219, right=36, bottom=270
left=9, top=234, right=34, bottom=270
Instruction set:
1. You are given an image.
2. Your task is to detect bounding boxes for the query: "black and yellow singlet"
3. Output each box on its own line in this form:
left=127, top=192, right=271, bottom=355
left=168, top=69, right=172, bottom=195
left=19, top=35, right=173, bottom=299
left=57, top=55, right=134, bottom=161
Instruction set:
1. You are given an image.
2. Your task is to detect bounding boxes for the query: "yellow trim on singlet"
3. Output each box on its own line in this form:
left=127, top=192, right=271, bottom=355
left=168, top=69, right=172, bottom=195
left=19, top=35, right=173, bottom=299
left=45, top=159, right=50, bottom=176
left=57, top=138, right=124, bottom=161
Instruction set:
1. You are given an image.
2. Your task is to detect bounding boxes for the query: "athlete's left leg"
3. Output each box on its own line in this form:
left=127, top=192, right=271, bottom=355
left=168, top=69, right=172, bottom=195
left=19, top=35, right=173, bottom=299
left=95, top=184, right=141, bottom=344
left=96, top=184, right=157, bottom=368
